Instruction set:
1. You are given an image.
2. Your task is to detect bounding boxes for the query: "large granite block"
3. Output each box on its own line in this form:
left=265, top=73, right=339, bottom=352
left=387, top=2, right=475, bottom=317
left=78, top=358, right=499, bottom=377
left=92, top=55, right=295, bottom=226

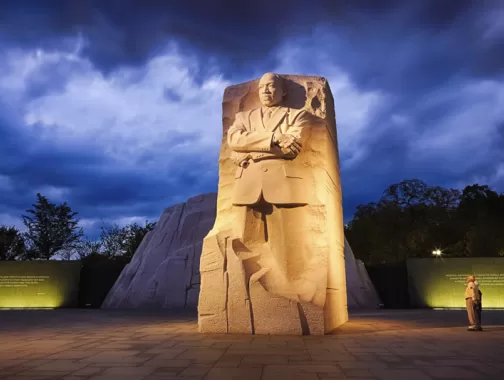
left=101, top=193, right=216, bottom=309
left=198, top=73, right=348, bottom=335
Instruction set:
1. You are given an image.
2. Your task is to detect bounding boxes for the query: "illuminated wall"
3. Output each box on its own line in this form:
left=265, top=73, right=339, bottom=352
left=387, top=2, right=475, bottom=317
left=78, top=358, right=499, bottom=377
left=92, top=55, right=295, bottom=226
left=0, top=261, right=81, bottom=308
left=407, top=258, right=504, bottom=308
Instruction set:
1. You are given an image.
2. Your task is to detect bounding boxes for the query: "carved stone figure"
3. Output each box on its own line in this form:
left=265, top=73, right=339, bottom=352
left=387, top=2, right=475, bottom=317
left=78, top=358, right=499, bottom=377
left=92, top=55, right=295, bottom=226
left=227, top=73, right=311, bottom=205
left=198, top=73, right=348, bottom=335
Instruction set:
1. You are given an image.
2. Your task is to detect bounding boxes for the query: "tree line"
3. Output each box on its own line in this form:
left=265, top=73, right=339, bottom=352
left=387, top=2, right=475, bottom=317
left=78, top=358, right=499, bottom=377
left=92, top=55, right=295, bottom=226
left=345, top=179, right=504, bottom=265
left=0, top=193, right=155, bottom=261
left=2, top=179, right=503, bottom=263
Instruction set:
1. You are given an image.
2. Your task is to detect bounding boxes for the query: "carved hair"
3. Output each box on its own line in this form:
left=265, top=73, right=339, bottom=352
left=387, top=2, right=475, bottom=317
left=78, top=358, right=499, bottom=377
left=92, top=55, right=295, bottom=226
left=262, top=72, right=284, bottom=86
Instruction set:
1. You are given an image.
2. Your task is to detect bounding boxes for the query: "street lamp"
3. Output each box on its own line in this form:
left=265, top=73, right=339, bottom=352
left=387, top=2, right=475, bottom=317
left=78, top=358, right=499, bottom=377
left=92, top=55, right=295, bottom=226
left=432, top=249, right=442, bottom=256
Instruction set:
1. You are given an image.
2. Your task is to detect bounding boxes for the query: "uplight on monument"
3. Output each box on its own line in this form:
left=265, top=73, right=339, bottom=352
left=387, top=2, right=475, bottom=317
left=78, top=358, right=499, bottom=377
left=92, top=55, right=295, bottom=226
left=197, top=73, right=348, bottom=335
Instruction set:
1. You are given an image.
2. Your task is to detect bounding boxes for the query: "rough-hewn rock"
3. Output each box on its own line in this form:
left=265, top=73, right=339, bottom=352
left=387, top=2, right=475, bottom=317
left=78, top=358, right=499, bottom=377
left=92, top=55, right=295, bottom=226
left=101, top=193, right=216, bottom=309
left=345, top=237, right=381, bottom=309
left=103, top=205, right=380, bottom=311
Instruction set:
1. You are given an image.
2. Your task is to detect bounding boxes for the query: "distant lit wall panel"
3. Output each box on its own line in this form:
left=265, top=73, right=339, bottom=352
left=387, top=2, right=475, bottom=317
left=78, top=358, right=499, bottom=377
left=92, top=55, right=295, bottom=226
left=407, top=258, right=504, bottom=308
left=0, top=261, right=81, bottom=308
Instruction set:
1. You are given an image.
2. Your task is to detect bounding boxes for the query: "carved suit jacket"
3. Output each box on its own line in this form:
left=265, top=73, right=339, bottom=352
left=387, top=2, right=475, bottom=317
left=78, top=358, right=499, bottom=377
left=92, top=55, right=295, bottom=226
left=227, top=106, right=312, bottom=205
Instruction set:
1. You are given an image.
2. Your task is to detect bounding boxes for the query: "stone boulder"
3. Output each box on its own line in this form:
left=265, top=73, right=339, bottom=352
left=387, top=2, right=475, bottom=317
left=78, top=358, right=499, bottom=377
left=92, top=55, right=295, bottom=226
left=344, top=238, right=381, bottom=309
left=101, top=193, right=216, bottom=309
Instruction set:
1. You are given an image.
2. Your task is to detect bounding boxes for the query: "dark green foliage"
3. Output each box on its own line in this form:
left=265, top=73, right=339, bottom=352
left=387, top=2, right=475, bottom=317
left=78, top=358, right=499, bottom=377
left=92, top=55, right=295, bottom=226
left=98, top=220, right=156, bottom=260
left=22, top=193, right=84, bottom=260
left=346, top=180, right=504, bottom=264
left=0, top=226, right=26, bottom=260
left=5, top=179, right=503, bottom=265
left=2, top=193, right=156, bottom=262
left=77, top=239, right=103, bottom=259
left=121, top=221, right=156, bottom=259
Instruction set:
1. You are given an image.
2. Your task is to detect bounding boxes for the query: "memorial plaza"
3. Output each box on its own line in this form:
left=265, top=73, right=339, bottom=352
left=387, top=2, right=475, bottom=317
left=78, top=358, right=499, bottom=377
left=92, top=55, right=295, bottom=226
left=0, top=309, right=503, bottom=380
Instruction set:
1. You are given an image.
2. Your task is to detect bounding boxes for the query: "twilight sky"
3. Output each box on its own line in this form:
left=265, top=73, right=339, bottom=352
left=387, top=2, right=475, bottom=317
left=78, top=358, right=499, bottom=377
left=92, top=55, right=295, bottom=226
left=1, top=0, right=503, bottom=238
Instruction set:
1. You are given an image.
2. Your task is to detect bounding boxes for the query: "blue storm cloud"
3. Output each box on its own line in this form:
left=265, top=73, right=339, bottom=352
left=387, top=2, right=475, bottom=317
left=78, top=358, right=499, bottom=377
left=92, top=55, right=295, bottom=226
left=0, top=0, right=502, bottom=237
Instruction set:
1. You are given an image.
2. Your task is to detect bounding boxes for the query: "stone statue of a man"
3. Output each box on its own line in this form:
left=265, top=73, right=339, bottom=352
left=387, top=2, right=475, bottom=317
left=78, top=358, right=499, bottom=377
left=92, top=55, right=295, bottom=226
left=226, top=72, right=326, bottom=333
left=228, top=72, right=311, bottom=204
left=199, top=72, right=348, bottom=335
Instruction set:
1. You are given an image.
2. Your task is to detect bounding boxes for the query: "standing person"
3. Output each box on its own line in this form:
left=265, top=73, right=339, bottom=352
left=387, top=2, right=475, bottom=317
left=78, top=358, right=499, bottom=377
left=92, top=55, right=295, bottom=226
left=465, top=275, right=482, bottom=331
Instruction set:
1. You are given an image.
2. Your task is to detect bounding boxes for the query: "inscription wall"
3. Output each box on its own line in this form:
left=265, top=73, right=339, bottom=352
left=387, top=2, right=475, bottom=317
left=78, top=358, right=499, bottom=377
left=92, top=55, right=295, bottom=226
left=0, top=261, right=81, bottom=308
left=407, top=258, right=504, bottom=308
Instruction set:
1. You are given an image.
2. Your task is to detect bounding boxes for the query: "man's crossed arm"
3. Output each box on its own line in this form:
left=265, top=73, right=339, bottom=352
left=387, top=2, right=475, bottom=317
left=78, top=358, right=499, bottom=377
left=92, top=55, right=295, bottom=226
left=227, top=111, right=309, bottom=166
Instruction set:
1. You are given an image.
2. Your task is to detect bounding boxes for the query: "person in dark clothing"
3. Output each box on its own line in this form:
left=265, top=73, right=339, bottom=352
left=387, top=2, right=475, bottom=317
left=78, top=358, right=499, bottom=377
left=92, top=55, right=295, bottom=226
left=474, top=280, right=482, bottom=325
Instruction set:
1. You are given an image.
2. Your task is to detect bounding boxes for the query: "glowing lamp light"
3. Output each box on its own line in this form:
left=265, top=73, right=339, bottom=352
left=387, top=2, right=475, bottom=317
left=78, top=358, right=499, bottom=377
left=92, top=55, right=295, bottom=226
left=432, top=249, right=442, bottom=256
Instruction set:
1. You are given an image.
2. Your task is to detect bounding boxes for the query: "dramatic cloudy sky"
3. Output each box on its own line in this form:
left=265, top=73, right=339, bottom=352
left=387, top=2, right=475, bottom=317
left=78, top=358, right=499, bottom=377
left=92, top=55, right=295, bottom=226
left=1, top=0, right=503, bottom=238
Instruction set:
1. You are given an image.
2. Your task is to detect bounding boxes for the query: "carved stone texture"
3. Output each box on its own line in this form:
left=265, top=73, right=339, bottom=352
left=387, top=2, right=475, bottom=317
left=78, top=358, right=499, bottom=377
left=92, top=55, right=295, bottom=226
left=198, top=74, right=348, bottom=335
left=102, top=192, right=379, bottom=313
left=101, top=193, right=216, bottom=309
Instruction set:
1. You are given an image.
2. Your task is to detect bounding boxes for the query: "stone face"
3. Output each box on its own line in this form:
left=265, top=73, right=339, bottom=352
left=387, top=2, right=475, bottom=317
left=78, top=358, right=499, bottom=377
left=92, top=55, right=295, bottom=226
left=198, top=73, right=348, bottom=335
left=101, top=193, right=216, bottom=309
left=103, top=192, right=379, bottom=313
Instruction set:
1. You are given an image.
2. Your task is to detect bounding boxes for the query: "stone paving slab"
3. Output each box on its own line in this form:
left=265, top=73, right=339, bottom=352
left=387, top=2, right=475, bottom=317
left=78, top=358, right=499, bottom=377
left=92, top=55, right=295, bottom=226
left=0, top=309, right=503, bottom=379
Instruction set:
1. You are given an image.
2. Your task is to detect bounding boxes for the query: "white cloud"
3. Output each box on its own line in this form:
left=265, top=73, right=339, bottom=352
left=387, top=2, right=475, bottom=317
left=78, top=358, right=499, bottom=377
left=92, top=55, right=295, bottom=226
left=3, top=31, right=501, bottom=235
left=455, top=163, right=504, bottom=191
left=272, top=40, right=388, bottom=169
left=390, top=114, right=411, bottom=126
left=496, top=164, right=504, bottom=181
left=33, top=186, right=70, bottom=203
left=409, top=78, right=504, bottom=171
left=481, top=8, right=504, bottom=41
left=0, top=213, right=25, bottom=231
left=0, top=175, right=14, bottom=192
left=1, top=34, right=389, bottom=178
left=0, top=39, right=230, bottom=167
left=0, top=38, right=233, bottom=231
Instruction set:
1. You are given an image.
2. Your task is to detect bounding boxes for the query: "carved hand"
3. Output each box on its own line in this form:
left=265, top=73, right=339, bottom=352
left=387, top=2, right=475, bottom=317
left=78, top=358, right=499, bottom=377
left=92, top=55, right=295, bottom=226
left=230, top=151, right=251, bottom=166
left=273, top=133, right=302, bottom=156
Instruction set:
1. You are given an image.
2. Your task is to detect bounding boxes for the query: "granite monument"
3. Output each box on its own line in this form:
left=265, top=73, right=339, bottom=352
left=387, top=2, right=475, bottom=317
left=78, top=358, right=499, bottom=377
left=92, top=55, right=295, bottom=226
left=198, top=73, right=348, bottom=335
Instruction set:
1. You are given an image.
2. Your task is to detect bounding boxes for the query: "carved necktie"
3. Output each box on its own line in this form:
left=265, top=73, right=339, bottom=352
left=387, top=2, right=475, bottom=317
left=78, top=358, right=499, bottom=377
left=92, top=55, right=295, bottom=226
left=263, top=108, right=273, bottom=124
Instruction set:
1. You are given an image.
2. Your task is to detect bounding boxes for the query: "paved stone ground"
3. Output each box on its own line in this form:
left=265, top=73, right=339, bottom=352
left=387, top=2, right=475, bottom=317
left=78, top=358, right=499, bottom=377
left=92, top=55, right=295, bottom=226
left=0, top=309, right=503, bottom=380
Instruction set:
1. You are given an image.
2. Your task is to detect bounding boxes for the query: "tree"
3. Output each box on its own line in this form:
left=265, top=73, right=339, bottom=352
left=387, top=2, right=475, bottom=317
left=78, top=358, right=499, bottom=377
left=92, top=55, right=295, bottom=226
left=77, top=239, right=103, bottom=259
left=455, top=184, right=504, bottom=257
left=346, top=179, right=504, bottom=265
left=99, top=223, right=127, bottom=258
left=0, top=226, right=26, bottom=260
left=122, top=221, right=156, bottom=259
left=22, top=193, right=83, bottom=260
left=382, top=179, right=430, bottom=207
left=99, top=220, right=155, bottom=259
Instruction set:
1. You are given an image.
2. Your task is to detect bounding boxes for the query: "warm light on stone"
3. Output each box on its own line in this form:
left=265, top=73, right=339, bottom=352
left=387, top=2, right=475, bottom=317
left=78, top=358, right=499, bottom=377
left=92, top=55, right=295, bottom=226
left=198, top=74, right=348, bottom=335
left=101, top=192, right=380, bottom=313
